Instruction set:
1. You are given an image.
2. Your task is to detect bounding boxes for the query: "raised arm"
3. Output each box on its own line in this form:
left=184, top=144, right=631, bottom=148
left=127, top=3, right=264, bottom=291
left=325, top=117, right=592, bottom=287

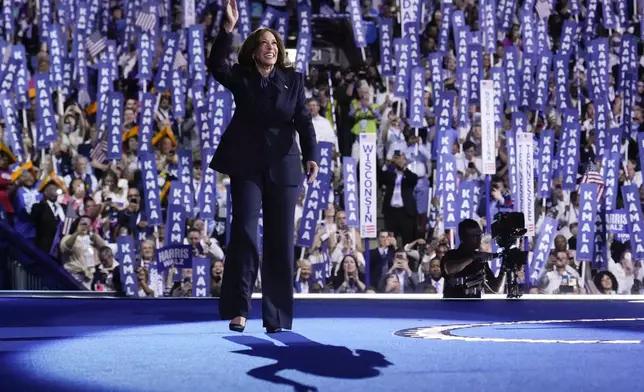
left=206, top=0, right=240, bottom=92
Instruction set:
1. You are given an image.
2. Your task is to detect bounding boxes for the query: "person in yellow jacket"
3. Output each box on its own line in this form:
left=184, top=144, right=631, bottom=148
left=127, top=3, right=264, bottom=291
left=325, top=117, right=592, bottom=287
left=348, top=85, right=381, bottom=137
left=348, top=84, right=381, bottom=162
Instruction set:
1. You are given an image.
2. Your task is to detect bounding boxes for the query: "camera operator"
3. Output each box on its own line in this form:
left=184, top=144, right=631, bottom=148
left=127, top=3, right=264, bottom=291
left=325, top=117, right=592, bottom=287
left=441, top=219, right=506, bottom=298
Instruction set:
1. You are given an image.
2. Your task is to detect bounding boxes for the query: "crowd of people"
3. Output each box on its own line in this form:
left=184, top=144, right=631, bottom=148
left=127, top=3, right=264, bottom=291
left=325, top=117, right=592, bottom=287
left=0, top=0, right=643, bottom=296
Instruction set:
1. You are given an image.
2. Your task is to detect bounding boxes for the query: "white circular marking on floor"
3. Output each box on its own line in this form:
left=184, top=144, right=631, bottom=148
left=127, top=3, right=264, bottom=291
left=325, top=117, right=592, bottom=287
left=394, top=318, right=644, bottom=344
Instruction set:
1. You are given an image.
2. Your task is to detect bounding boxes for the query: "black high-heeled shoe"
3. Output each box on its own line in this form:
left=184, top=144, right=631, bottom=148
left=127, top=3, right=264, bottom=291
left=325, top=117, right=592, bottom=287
left=229, top=317, right=246, bottom=332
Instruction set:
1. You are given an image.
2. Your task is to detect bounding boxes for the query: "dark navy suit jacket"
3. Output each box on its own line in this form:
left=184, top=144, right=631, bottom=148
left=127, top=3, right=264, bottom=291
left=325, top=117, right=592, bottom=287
left=206, top=28, right=318, bottom=186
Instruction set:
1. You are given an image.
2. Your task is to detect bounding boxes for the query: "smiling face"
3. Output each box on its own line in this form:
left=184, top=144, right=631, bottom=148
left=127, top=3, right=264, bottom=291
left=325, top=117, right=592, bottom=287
left=254, top=30, right=278, bottom=67
left=212, top=261, right=224, bottom=276
left=141, top=241, right=154, bottom=260
left=124, top=109, right=136, bottom=125
left=300, top=263, right=311, bottom=280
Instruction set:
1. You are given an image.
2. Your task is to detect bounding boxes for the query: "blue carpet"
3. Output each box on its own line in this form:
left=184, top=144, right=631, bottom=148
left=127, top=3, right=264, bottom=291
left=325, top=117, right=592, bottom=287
left=0, top=298, right=642, bottom=392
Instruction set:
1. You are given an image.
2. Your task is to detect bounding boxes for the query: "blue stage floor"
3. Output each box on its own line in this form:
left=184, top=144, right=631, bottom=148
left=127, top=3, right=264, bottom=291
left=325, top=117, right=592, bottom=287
left=0, top=296, right=642, bottom=392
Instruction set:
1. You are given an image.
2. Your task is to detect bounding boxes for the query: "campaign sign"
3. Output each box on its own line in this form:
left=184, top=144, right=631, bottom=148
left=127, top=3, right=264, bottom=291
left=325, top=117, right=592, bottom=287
left=577, top=184, right=598, bottom=262
left=606, top=210, right=631, bottom=243
left=359, top=133, right=378, bottom=238
left=560, top=111, right=581, bottom=191
left=505, top=130, right=518, bottom=210
left=457, top=180, right=476, bottom=222
left=188, top=25, right=206, bottom=87
left=165, top=182, right=187, bottom=246
left=480, top=80, right=496, bottom=175
left=310, top=262, right=328, bottom=287
left=116, top=236, right=139, bottom=297
left=342, top=157, right=359, bottom=227
left=137, top=93, right=156, bottom=155
left=296, top=142, right=334, bottom=247
left=106, top=91, right=124, bottom=161
left=516, top=131, right=535, bottom=236
left=379, top=18, right=394, bottom=76
left=191, top=257, right=211, bottom=297
left=442, top=154, right=458, bottom=230
left=537, top=129, right=554, bottom=198
left=139, top=152, right=163, bottom=226
left=529, top=216, right=557, bottom=281
left=157, top=244, right=192, bottom=272
left=295, top=2, right=312, bottom=73
left=34, top=73, right=57, bottom=149
left=171, top=70, right=186, bottom=119
left=622, top=184, right=644, bottom=260
left=602, top=152, right=620, bottom=211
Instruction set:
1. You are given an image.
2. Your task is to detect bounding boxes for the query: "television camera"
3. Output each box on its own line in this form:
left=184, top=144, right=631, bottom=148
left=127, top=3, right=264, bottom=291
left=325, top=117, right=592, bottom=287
left=490, top=211, right=529, bottom=299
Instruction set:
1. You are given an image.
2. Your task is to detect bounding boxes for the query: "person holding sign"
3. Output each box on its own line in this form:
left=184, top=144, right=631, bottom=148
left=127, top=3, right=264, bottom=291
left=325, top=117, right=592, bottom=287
left=208, top=0, right=319, bottom=333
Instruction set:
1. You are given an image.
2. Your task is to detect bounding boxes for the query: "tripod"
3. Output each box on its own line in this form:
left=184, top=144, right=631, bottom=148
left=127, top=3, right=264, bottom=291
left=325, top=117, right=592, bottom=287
left=499, top=252, right=525, bottom=299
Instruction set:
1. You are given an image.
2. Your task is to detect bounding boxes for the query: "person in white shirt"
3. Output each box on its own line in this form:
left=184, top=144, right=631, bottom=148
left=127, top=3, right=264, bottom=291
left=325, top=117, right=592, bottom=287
left=624, top=158, right=643, bottom=188
left=293, top=187, right=306, bottom=227
left=306, top=98, right=339, bottom=153
left=155, top=95, right=172, bottom=125
left=608, top=241, right=635, bottom=294
left=387, top=129, right=431, bottom=234
left=294, top=259, right=312, bottom=293
left=311, top=204, right=338, bottom=245
left=539, top=251, right=582, bottom=294
left=185, top=227, right=225, bottom=262
left=375, top=79, right=406, bottom=119
left=550, top=182, right=574, bottom=226
left=455, top=140, right=483, bottom=180
left=192, top=158, right=202, bottom=212
left=377, top=113, right=405, bottom=162
left=593, top=270, right=619, bottom=295
left=63, top=155, right=98, bottom=194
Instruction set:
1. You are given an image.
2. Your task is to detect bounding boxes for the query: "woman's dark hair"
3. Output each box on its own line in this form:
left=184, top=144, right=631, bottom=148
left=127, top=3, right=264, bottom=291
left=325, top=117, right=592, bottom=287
left=237, top=28, right=293, bottom=70
left=593, top=271, right=618, bottom=294
left=116, top=224, right=131, bottom=236
left=610, top=241, right=631, bottom=264
left=331, top=254, right=365, bottom=290
left=102, top=169, right=118, bottom=188
left=70, top=178, right=85, bottom=192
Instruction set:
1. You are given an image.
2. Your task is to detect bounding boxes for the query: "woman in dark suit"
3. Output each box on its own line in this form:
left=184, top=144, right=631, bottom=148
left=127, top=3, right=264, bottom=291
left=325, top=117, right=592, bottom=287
left=207, top=0, right=319, bottom=333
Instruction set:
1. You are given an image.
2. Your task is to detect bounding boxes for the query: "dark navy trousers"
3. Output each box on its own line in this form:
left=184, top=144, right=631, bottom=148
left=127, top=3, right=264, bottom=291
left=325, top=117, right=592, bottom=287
left=219, top=170, right=299, bottom=329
